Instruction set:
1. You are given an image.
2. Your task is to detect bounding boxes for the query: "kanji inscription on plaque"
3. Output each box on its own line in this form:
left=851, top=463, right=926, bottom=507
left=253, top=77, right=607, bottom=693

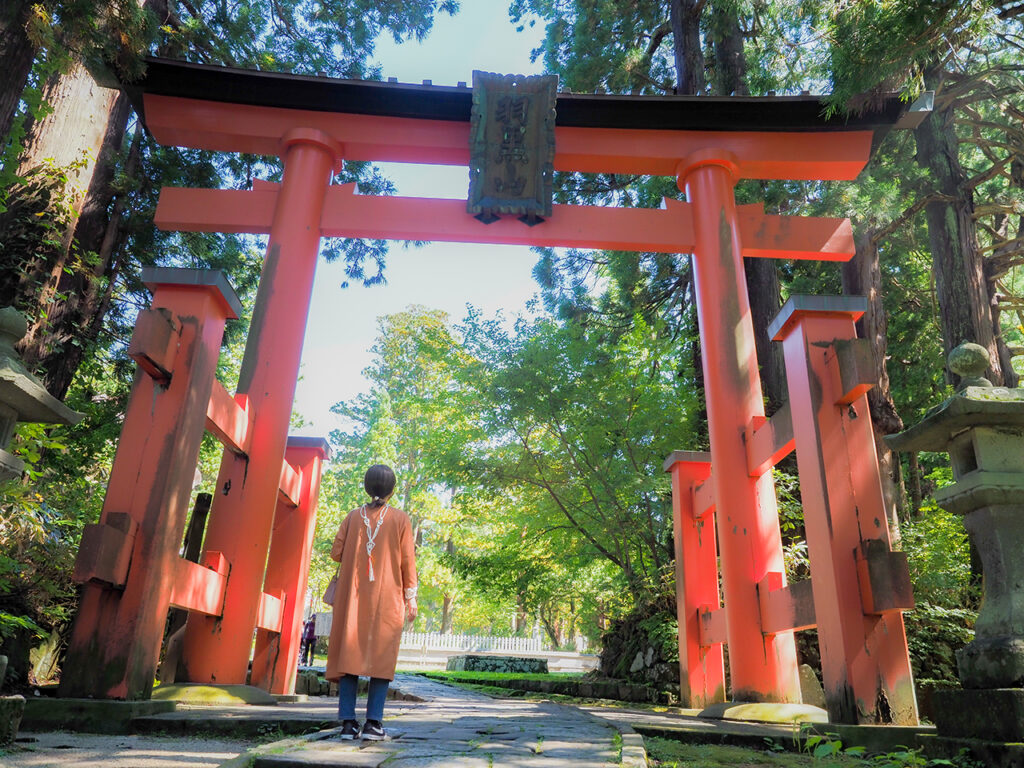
left=468, top=71, right=557, bottom=225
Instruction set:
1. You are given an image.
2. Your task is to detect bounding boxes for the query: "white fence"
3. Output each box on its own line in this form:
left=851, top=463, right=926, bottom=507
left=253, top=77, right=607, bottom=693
left=401, top=631, right=545, bottom=653
left=313, top=613, right=588, bottom=653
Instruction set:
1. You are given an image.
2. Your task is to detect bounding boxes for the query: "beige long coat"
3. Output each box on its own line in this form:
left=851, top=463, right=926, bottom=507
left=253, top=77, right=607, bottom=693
left=325, top=504, right=417, bottom=682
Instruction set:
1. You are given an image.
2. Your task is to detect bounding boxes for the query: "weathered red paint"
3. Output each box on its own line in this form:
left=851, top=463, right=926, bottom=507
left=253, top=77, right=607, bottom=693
left=170, top=550, right=229, bottom=616
left=143, top=94, right=874, bottom=180
left=758, top=574, right=817, bottom=634
left=745, top=402, right=795, bottom=477
left=251, top=438, right=330, bottom=694
left=278, top=458, right=302, bottom=507
left=60, top=274, right=237, bottom=700
left=665, top=451, right=725, bottom=708
left=179, top=130, right=340, bottom=685
left=255, top=590, right=285, bottom=633
left=72, top=513, right=138, bottom=587
left=773, top=298, right=917, bottom=724
left=155, top=185, right=854, bottom=261
left=678, top=152, right=802, bottom=703
left=205, top=381, right=251, bottom=454
left=699, top=606, right=728, bottom=647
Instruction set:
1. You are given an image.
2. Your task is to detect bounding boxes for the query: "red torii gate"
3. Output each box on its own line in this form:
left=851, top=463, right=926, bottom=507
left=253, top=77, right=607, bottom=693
left=62, top=58, right=923, bottom=721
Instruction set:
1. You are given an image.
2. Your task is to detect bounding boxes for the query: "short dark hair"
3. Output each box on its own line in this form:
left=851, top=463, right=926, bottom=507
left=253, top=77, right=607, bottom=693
left=364, top=464, right=396, bottom=502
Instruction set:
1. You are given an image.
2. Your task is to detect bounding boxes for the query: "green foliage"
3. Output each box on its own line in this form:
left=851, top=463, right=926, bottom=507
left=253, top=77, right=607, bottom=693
left=904, top=601, right=975, bottom=685
left=509, top=0, right=675, bottom=95
left=902, top=502, right=971, bottom=604
left=798, top=732, right=983, bottom=768
left=897, top=467, right=976, bottom=683
left=159, top=0, right=457, bottom=79
left=825, top=2, right=989, bottom=111
left=458, top=311, right=696, bottom=592
left=316, top=303, right=693, bottom=644
left=0, top=611, right=45, bottom=643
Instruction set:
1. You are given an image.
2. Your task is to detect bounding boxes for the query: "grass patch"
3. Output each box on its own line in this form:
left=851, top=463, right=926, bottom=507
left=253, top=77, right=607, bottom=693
left=645, top=738, right=861, bottom=767
left=417, top=670, right=685, bottom=712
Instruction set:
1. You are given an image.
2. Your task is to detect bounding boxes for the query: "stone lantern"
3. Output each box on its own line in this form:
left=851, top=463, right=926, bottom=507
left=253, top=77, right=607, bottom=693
left=887, top=342, right=1024, bottom=741
left=0, top=306, right=82, bottom=481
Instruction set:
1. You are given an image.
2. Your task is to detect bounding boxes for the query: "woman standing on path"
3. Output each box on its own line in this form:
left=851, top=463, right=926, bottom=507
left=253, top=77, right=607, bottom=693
left=326, top=464, right=418, bottom=741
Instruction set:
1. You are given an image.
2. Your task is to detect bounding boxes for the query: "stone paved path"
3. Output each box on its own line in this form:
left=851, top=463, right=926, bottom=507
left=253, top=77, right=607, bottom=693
left=3, top=731, right=251, bottom=767
left=238, top=675, right=647, bottom=767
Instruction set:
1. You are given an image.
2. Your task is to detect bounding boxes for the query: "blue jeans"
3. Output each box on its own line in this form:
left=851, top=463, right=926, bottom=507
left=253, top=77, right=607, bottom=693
left=336, top=674, right=389, bottom=721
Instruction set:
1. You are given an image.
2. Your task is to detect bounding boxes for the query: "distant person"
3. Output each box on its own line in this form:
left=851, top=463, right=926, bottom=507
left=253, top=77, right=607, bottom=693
left=325, top=464, right=417, bottom=741
left=300, top=617, right=316, bottom=666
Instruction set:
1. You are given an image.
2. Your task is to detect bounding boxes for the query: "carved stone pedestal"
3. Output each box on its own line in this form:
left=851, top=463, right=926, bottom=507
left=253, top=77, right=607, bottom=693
left=888, top=343, right=1024, bottom=743
left=0, top=306, right=82, bottom=481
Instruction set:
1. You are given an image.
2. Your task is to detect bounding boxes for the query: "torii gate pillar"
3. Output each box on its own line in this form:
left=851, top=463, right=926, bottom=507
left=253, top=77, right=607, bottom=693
left=180, top=129, right=341, bottom=684
left=678, top=151, right=802, bottom=702
left=251, top=437, right=331, bottom=694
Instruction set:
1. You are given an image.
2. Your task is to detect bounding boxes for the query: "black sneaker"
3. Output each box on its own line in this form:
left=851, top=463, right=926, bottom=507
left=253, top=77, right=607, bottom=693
left=339, top=719, right=360, bottom=740
left=361, top=719, right=386, bottom=741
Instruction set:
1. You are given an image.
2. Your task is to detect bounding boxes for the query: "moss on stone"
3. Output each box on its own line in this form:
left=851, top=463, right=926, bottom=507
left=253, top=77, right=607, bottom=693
left=151, top=684, right=277, bottom=706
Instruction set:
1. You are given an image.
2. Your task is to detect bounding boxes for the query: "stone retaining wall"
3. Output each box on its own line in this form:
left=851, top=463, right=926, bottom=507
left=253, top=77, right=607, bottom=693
left=446, top=655, right=548, bottom=674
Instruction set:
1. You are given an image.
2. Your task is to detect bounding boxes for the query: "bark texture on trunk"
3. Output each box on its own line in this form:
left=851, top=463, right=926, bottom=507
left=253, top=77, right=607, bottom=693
left=30, top=95, right=134, bottom=399
left=441, top=595, right=454, bottom=634
left=0, top=0, right=37, bottom=144
left=670, top=0, right=710, bottom=439
left=708, top=0, right=747, bottom=95
left=6, top=61, right=125, bottom=396
left=745, top=257, right=787, bottom=414
left=2, top=0, right=167, bottom=398
left=842, top=229, right=905, bottom=536
left=915, top=70, right=1014, bottom=387
left=670, top=0, right=705, bottom=95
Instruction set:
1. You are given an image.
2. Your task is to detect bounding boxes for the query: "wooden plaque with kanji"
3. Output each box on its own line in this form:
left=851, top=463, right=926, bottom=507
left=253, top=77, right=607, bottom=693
left=468, top=71, right=557, bottom=225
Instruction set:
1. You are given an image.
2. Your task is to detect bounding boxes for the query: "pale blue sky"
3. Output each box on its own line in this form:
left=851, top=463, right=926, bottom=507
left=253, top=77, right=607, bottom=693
left=291, top=2, right=547, bottom=435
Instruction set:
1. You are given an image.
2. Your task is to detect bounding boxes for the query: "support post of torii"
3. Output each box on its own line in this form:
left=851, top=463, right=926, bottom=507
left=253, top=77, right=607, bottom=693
left=770, top=296, right=917, bottom=723
left=665, top=451, right=725, bottom=708
left=180, top=129, right=341, bottom=684
left=251, top=437, right=331, bottom=694
left=678, top=150, right=801, bottom=702
left=61, top=269, right=241, bottom=700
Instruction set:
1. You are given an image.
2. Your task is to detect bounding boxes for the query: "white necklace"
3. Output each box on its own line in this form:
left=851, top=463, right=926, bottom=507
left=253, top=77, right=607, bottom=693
left=360, top=504, right=388, bottom=582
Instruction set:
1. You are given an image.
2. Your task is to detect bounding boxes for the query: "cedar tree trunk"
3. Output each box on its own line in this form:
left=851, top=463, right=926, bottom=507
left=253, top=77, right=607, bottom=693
left=0, top=0, right=37, bottom=144
left=915, top=69, right=1014, bottom=387
left=842, top=228, right=905, bottom=537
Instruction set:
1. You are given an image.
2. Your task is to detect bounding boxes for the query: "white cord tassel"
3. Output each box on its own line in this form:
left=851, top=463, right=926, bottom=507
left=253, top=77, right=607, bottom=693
left=360, top=504, right=388, bottom=583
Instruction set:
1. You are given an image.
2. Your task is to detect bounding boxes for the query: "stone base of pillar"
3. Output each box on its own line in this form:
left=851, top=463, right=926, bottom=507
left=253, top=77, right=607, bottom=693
left=0, top=695, right=25, bottom=745
left=931, top=687, right=1024, bottom=741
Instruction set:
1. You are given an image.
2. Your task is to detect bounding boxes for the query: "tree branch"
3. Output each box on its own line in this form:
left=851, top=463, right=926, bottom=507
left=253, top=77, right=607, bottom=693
left=870, top=193, right=956, bottom=246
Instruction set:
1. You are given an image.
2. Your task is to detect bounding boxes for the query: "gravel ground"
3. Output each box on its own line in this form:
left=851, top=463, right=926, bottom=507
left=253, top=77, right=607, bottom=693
left=2, top=731, right=250, bottom=767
